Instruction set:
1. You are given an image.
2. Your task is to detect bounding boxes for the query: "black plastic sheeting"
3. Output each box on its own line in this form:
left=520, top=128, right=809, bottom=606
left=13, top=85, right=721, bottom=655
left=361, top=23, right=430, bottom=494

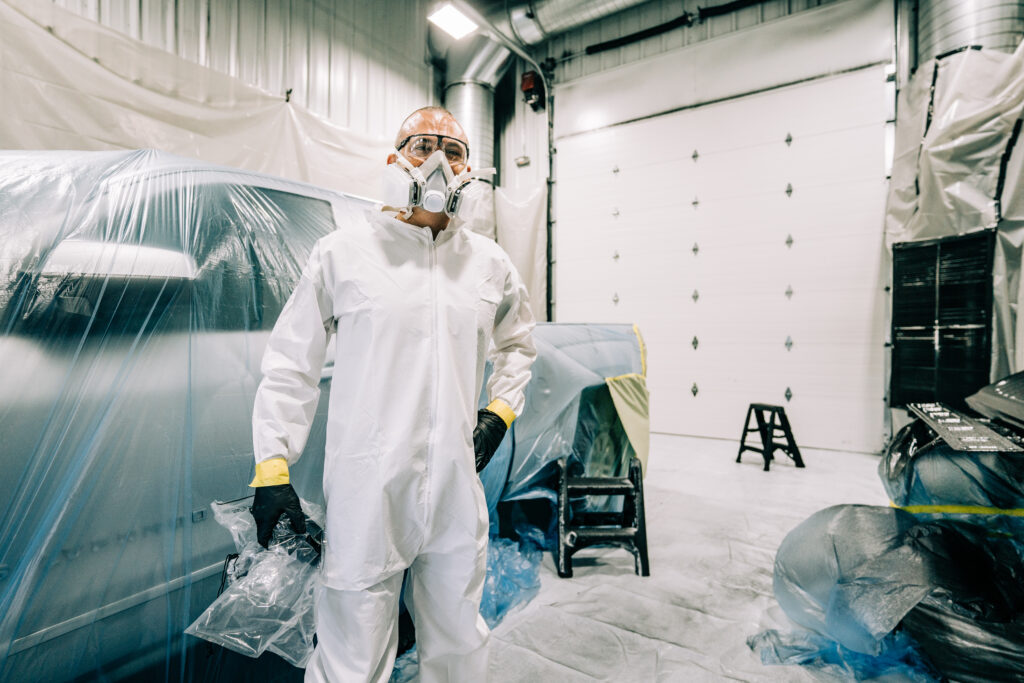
left=968, top=370, right=1024, bottom=432
left=768, top=504, right=1024, bottom=681
left=880, top=418, right=1024, bottom=511
left=880, top=370, right=1024, bottom=511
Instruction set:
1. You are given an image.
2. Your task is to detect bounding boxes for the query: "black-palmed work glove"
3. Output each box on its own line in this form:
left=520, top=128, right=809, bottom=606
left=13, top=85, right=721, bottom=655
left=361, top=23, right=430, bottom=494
left=473, top=408, right=508, bottom=472
left=251, top=483, right=306, bottom=548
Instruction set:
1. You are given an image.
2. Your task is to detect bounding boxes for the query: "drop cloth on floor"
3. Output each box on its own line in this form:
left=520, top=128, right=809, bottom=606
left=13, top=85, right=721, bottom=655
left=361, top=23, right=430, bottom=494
left=487, top=434, right=888, bottom=682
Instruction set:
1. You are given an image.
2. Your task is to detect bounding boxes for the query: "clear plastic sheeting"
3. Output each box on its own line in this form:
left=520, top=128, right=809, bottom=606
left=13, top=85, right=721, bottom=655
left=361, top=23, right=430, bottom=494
left=185, top=499, right=324, bottom=668
left=0, top=149, right=366, bottom=682
left=188, top=506, right=541, bottom=675
left=0, top=149, right=643, bottom=679
left=884, top=42, right=1024, bottom=377
left=768, top=504, right=1024, bottom=681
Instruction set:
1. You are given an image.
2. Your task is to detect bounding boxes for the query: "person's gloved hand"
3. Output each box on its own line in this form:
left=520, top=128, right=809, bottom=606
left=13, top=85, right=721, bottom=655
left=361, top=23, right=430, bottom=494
left=473, top=408, right=508, bottom=472
left=251, top=483, right=306, bottom=548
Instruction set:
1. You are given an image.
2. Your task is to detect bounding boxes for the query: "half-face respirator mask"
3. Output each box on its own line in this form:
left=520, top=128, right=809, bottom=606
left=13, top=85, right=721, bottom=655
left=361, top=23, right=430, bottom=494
left=381, top=147, right=493, bottom=220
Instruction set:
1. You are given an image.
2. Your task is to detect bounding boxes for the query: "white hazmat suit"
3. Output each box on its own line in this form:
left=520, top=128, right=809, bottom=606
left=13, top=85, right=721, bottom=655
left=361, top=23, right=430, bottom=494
left=252, top=206, right=536, bottom=681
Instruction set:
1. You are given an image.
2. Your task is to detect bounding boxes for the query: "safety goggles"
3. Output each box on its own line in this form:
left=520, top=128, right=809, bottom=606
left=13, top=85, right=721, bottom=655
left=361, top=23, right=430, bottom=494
left=397, top=134, right=470, bottom=166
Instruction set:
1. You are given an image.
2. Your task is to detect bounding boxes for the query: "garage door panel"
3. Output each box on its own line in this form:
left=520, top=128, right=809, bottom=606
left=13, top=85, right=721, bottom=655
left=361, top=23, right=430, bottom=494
left=555, top=67, right=889, bottom=452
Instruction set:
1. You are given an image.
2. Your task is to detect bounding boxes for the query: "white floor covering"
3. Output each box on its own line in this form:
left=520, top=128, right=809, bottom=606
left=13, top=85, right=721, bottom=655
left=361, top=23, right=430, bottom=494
left=487, top=434, right=891, bottom=682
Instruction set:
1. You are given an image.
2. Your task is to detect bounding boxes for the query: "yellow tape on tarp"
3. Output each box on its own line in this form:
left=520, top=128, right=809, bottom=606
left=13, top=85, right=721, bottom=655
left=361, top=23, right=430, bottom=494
left=891, top=502, right=1024, bottom=517
left=605, top=373, right=650, bottom=476
left=632, top=324, right=647, bottom=378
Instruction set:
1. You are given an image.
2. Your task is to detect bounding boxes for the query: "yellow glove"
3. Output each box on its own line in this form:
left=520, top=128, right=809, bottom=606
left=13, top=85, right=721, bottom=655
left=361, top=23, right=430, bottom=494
left=249, top=456, right=290, bottom=487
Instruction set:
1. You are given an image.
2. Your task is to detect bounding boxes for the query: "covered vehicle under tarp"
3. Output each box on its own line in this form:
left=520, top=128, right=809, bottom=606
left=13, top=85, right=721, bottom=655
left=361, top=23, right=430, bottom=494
left=479, top=323, right=649, bottom=531
left=766, top=504, right=1024, bottom=682
left=0, top=150, right=648, bottom=681
left=880, top=372, right=1024, bottom=514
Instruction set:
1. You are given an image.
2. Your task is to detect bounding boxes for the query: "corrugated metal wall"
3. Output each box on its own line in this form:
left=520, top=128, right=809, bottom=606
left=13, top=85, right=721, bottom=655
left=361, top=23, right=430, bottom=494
left=49, top=0, right=435, bottom=141
left=546, top=0, right=843, bottom=83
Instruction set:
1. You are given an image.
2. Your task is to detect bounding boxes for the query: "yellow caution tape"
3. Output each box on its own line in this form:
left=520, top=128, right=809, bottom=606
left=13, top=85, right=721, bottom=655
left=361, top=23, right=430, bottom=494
left=891, top=502, right=1024, bottom=517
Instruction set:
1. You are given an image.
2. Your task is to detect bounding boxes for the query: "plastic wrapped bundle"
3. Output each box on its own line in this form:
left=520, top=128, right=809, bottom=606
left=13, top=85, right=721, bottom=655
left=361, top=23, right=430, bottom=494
left=185, top=499, right=325, bottom=668
left=769, top=504, right=1024, bottom=681
left=881, top=419, right=1024, bottom=512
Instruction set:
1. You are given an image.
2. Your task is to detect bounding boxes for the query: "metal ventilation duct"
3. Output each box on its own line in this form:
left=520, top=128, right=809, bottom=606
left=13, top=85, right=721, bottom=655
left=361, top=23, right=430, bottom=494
left=506, top=0, right=654, bottom=45
left=444, top=35, right=512, bottom=171
left=917, top=0, right=1024, bottom=62
left=442, top=0, right=656, bottom=170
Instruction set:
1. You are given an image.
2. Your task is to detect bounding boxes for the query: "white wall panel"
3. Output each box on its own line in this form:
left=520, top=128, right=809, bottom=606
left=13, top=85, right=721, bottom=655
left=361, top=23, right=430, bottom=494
left=548, top=0, right=846, bottom=84
left=48, top=0, right=434, bottom=143
left=555, top=66, right=891, bottom=453
left=555, top=0, right=892, bottom=140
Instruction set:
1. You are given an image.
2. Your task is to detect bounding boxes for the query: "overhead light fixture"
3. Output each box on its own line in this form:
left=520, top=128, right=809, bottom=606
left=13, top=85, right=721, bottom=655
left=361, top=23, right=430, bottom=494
left=428, top=3, right=478, bottom=40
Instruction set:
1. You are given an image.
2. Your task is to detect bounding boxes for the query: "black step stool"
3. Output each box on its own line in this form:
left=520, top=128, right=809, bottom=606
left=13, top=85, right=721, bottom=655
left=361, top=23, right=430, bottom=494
left=556, top=456, right=650, bottom=578
left=737, top=403, right=805, bottom=472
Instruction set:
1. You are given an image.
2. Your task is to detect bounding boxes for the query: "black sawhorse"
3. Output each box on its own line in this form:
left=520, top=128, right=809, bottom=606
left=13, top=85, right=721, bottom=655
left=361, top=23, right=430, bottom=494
left=556, top=456, right=650, bottom=578
left=736, top=403, right=805, bottom=471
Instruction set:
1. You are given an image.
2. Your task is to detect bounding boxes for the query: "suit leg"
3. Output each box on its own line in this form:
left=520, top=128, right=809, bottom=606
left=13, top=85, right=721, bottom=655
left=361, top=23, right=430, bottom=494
left=304, top=572, right=404, bottom=683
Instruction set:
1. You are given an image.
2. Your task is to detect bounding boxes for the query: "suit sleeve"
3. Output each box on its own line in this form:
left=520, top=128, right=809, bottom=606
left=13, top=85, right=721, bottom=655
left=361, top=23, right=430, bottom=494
left=486, top=260, right=537, bottom=419
left=252, top=241, right=335, bottom=466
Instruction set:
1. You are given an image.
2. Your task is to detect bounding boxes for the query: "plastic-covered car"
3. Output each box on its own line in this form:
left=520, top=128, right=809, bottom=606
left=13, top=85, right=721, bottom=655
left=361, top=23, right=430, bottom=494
left=0, top=150, right=352, bottom=681
left=0, top=150, right=648, bottom=681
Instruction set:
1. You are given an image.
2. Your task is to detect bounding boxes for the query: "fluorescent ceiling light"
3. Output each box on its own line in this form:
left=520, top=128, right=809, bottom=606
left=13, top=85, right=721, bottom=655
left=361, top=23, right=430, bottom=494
left=428, top=3, right=478, bottom=40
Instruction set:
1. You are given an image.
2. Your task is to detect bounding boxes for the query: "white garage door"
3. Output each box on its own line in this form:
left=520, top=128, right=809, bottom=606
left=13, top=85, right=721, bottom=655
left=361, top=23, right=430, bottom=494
left=555, top=66, right=890, bottom=453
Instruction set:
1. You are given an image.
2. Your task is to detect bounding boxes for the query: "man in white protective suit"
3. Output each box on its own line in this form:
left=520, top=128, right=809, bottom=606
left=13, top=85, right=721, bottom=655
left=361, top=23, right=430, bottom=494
left=247, top=106, right=537, bottom=682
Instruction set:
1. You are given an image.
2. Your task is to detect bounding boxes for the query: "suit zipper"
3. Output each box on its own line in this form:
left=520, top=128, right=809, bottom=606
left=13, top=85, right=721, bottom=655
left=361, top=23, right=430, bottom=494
left=424, top=237, right=438, bottom=530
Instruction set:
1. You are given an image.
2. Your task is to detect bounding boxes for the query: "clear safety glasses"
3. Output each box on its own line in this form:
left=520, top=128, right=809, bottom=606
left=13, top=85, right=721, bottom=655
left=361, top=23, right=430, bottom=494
left=397, top=134, right=469, bottom=166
